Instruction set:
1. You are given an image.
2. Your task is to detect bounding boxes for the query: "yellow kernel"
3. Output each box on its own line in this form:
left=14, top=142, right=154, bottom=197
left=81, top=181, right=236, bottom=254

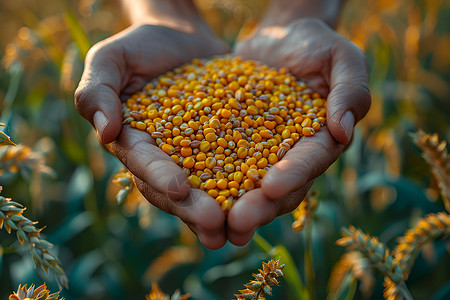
left=234, top=171, right=244, bottom=183
left=237, top=147, right=248, bottom=159
left=243, top=179, right=254, bottom=191
left=252, top=133, right=262, bottom=143
left=194, top=161, right=205, bottom=170
left=247, top=105, right=259, bottom=115
left=217, top=179, right=228, bottom=190
left=230, top=187, right=239, bottom=197
left=302, top=127, right=315, bottom=136
left=205, top=157, right=217, bottom=169
left=196, top=152, right=207, bottom=161
left=208, top=189, right=219, bottom=198
left=170, top=154, right=178, bottom=164
left=205, top=132, right=217, bottom=142
left=219, top=189, right=231, bottom=198
left=172, top=116, right=182, bottom=126
left=301, top=118, right=312, bottom=128
left=183, top=157, right=195, bottom=168
left=268, top=153, right=278, bottom=165
left=257, top=157, right=268, bottom=169
left=221, top=109, right=232, bottom=118
left=136, top=121, right=146, bottom=131
left=199, top=141, right=211, bottom=152
left=188, top=175, right=201, bottom=188
left=161, top=144, right=175, bottom=155
left=216, top=171, right=225, bottom=180
left=241, top=162, right=250, bottom=175
left=229, top=81, right=240, bottom=92
left=180, top=146, right=192, bottom=157
left=204, top=179, right=217, bottom=190
left=312, top=122, right=321, bottom=131
left=247, top=169, right=259, bottom=181
left=217, top=138, right=228, bottom=148
left=216, top=195, right=227, bottom=204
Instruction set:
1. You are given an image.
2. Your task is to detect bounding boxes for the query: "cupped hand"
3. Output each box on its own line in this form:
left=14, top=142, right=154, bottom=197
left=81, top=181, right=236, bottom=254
left=228, top=18, right=371, bottom=245
left=75, top=23, right=229, bottom=250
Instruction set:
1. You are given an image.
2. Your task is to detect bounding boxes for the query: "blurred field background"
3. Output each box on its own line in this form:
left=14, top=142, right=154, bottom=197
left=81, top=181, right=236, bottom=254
left=0, top=0, right=449, bottom=299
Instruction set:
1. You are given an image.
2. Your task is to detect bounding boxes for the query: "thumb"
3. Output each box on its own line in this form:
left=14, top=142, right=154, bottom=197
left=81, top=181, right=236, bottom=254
left=75, top=42, right=124, bottom=144
left=327, top=39, right=371, bottom=145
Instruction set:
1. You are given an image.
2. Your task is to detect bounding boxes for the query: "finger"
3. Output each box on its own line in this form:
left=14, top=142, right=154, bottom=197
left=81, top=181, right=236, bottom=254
left=75, top=41, right=124, bottom=144
left=327, top=38, right=371, bottom=144
left=227, top=181, right=314, bottom=246
left=261, top=128, right=344, bottom=200
left=133, top=177, right=227, bottom=250
left=108, top=125, right=190, bottom=200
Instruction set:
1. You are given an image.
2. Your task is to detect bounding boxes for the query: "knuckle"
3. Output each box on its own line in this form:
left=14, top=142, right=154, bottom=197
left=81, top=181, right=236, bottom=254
left=85, top=40, right=108, bottom=61
left=74, top=85, right=90, bottom=115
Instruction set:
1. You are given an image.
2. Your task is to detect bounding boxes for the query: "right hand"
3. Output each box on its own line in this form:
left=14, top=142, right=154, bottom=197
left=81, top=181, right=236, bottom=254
left=75, top=23, right=230, bottom=250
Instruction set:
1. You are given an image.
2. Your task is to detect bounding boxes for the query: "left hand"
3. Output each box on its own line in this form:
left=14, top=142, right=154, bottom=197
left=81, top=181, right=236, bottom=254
left=227, top=18, right=371, bottom=245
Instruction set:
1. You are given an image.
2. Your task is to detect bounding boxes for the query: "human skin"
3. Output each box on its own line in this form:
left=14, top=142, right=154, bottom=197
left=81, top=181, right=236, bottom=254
left=228, top=0, right=371, bottom=245
left=75, top=0, right=231, bottom=249
left=75, top=0, right=370, bottom=249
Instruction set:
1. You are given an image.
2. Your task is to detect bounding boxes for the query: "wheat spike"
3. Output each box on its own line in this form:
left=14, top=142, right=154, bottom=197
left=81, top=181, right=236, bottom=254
left=234, top=258, right=285, bottom=300
left=411, top=130, right=450, bottom=212
left=9, top=283, right=62, bottom=300
left=145, top=282, right=190, bottom=300
left=0, top=192, right=68, bottom=289
left=328, top=251, right=375, bottom=298
left=394, top=212, right=450, bottom=279
left=292, top=191, right=318, bottom=232
left=337, top=226, right=403, bottom=284
left=0, top=145, right=54, bottom=178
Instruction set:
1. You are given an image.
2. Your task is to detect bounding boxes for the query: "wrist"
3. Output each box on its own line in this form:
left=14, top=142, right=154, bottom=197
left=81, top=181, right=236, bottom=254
left=120, top=0, right=204, bottom=32
left=261, top=0, right=345, bottom=29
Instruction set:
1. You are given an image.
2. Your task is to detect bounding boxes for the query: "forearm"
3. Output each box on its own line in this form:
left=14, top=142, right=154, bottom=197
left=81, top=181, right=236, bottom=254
left=119, top=0, right=202, bottom=28
left=262, top=0, right=346, bottom=28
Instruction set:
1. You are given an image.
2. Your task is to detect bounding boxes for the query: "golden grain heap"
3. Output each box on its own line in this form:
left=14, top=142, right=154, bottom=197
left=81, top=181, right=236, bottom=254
left=123, top=56, right=326, bottom=212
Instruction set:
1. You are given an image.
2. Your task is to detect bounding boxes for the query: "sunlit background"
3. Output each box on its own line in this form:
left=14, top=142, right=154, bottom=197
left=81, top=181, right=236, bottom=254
left=0, top=0, right=449, bottom=299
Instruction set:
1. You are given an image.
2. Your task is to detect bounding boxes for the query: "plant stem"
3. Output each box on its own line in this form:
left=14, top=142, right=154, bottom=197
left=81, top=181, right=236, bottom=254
left=398, top=282, right=414, bottom=300
left=305, top=224, right=316, bottom=300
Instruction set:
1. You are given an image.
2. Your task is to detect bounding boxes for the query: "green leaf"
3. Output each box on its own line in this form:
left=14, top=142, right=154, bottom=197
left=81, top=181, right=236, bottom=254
left=63, top=4, right=90, bottom=60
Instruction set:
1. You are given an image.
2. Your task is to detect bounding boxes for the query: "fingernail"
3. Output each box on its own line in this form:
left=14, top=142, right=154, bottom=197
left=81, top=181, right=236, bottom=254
left=93, top=111, right=109, bottom=142
left=340, top=111, right=355, bottom=143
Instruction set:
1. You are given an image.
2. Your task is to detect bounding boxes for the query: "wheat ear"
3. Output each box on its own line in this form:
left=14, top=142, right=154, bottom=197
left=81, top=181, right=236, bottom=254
left=292, top=191, right=318, bottom=232
left=0, top=192, right=68, bottom=289
left=234, top=258, right=285, bottom=300
left=411, top=130, right=450, bottom=212
left=9, top=283, right=62, bottom=300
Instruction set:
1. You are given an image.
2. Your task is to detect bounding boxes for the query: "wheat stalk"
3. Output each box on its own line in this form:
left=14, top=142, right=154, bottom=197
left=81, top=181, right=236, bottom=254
left=234, top=258, right=285, bottom=300
left=292, top=191, right=318, bottom=232
left=145, top=282, right=190, bottom=300
left=0, top=191, right=68, bottom=289
left=411, top=130, right=450, bottom=212
left=9, top=283, right=62, bottom=300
